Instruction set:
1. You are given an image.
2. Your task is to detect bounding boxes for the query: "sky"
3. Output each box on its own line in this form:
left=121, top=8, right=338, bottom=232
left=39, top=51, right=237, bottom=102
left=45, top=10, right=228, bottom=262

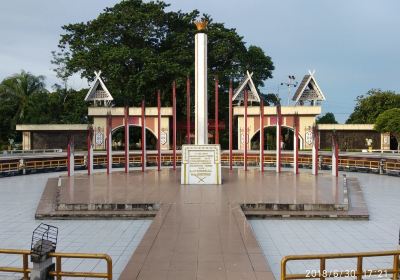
left=1, top=0, right=399, bottom=123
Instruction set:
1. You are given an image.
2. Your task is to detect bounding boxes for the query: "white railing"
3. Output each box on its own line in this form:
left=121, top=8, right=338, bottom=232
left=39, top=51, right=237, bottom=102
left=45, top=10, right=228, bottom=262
left=1, top=149, right=63, bottom=157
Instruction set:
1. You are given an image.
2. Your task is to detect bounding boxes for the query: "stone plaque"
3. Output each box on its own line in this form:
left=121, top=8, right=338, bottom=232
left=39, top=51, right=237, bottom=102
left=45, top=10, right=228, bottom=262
left=181, top=144, right=222, bottom=185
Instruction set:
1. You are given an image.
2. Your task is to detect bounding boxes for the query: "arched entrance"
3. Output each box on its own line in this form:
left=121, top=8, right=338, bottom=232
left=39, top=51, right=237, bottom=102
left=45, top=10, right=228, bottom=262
left=390, top=134, right=399, bottom=150
left=250, top=126, right=302, bottom=150
left=112, top=125, right=157, bottom=151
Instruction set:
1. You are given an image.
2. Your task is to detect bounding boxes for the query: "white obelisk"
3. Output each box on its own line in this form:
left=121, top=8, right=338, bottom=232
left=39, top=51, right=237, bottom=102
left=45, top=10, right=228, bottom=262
left=181, top=20, right=221, bottom=185
left=195, top=22, right=208, bottom=144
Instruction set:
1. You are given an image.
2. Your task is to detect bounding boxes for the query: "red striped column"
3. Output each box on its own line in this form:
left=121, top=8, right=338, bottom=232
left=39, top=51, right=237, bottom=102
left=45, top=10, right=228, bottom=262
left=229, top=80, right=233, bottom=170
left=215, top=76, right=219, bottom=144
left=186, top=77, right=191, bottom=144
left=141, top=100, right=146, bottom=172
left=87, top=127, right=93, bottom=175
left=332, top=132, right=339, bottom=177
left=260, top=99, right=264, bottom=172
left=312, top=125, right=319, bottom=175
left=106, top=113, right=112, bottom=174
left=124, top=106, right=129, bottom=173
left=293, top=114, right=299, bottom=174
left=244, top=90, right=248, bottom=171
left=276, top=105, right=282, bottom=173
left=172, top=81, right=177, bottom=170
left=157, top=90, right=161, bottom=171
left=67, top=136, right=74, bottom=176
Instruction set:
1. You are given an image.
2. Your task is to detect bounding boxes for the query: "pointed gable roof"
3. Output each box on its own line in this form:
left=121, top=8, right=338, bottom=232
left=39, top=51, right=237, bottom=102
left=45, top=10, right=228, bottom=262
left=84, top=71, right=113, bottom=103
left=292, top=71, right=325, bottom=103
left=232, top=71, right=260, bottom=103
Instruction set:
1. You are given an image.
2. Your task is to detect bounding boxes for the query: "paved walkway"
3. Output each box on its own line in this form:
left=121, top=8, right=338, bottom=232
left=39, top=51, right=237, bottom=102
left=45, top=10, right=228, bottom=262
left=0, top=172, right=151, bottom=279
left=118, top=169, right=274, bottom=280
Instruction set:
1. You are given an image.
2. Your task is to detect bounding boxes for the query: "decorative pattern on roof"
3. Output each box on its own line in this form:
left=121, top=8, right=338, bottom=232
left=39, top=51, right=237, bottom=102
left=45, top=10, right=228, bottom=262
left=292, top=71, right=325, bottom=105
left=232, top=71, right=260, bottom=104
left=84, top=71, right=113, bottom=106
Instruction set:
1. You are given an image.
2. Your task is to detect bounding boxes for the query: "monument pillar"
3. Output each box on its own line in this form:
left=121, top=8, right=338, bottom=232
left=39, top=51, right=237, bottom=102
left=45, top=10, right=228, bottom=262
left=195, top=25, right=208, bottom=145
left=181, top=20, right=221, bottom=185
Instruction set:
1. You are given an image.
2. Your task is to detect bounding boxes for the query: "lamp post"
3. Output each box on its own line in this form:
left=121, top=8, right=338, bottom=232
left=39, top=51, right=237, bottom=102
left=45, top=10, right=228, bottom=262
left=281, top=75, right=298, bottom=106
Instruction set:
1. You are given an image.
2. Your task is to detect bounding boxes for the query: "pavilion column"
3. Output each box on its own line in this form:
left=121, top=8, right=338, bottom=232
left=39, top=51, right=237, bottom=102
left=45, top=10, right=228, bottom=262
left=312, top=125, right=319, bottom=175
left=260, top=99, right=264, bottom=172
left=67, top=135, right=75, bottom=177
left=172, top=81, right=177, bottom=170
left=87, top=127, right=93, bottom=175
left=293, top=114, right=299, bottom=174
left=124, top=106, right=129, bottom=173
left=106, top=113, right=112, bottom=174
left=332, top=132, right=339, bottom=177
left=244, top=90, right=248, bottom=171
left=141, top=100, right=146, bottom=172
left=157, top=90, right=161, bottom=171
left=276, top=105, right=282, bottom=173
left=229, top=80, right=233, bottom=170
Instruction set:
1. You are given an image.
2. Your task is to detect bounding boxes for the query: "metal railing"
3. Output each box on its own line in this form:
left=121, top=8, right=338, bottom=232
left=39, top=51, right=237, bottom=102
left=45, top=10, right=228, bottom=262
left=386, top=161, right=400, bottom=171
left=1, top=149, right=63, bottom=156
left=49, top=252, right=112, bottom=280
left=0, top=162, right=19, bottom=172
left=281, top=250, right=400, bottom=280
left=0, top=249, right=112, bottom=279
left=1, top=151, right=399, bottom=174
left=0, top=249, right=30, bottom=279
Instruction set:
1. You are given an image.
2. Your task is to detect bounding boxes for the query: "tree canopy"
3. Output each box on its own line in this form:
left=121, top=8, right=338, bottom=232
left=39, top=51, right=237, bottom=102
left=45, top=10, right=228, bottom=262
left=346, top=89, right=400, bottom=124
left=0, top=71, right=88, bottom=147
left=316, top=112, right=338, bottom=124
left=53, top=0, right=274, bottom=107
left=374, top=108, right=400, bottom=150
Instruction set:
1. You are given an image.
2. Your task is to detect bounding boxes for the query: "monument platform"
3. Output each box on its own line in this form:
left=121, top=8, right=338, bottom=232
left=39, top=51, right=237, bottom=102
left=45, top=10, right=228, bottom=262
left=36, top=169, right=368, bottom=220
left=35, top=169, right=368, bottom=279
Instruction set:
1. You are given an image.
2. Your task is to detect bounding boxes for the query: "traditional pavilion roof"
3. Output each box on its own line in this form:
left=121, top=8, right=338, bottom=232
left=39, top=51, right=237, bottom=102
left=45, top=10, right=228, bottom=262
left=232, top=71, right=260, bottom=104
left=84, top=71, right=113, bottom=106
left=292, top=71, right=325, bottom=104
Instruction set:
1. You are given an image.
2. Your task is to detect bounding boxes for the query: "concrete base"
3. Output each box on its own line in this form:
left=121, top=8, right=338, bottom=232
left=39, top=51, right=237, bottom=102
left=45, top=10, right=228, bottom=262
left=30, top=258, right=54, bottom=280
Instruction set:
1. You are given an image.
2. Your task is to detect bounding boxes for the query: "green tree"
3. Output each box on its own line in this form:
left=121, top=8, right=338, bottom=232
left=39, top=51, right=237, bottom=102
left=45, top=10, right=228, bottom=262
left=0, top=71, right=48, bottom=122
left=346, top=89, right=400, bottom=124
left=0, top=71, right=48, bottom=146
left=316, top=112, right=338, bottom=124
left=53, top=0, right=274, bottom=108
left=374, top=108, right=400, bottom=151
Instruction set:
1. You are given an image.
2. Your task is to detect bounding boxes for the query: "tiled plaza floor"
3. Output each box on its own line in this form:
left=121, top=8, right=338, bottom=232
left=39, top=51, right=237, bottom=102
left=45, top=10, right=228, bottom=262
left=250, top=171, right=400, bottom=279
left=1, top=168, right=399, bottom=279
left=0, top=171, right=151, bottom=279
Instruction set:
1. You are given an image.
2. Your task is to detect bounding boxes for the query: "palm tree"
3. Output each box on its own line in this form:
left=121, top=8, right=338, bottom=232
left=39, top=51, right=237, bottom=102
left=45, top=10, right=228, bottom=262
left=0, top=71, right=47, bottom=123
